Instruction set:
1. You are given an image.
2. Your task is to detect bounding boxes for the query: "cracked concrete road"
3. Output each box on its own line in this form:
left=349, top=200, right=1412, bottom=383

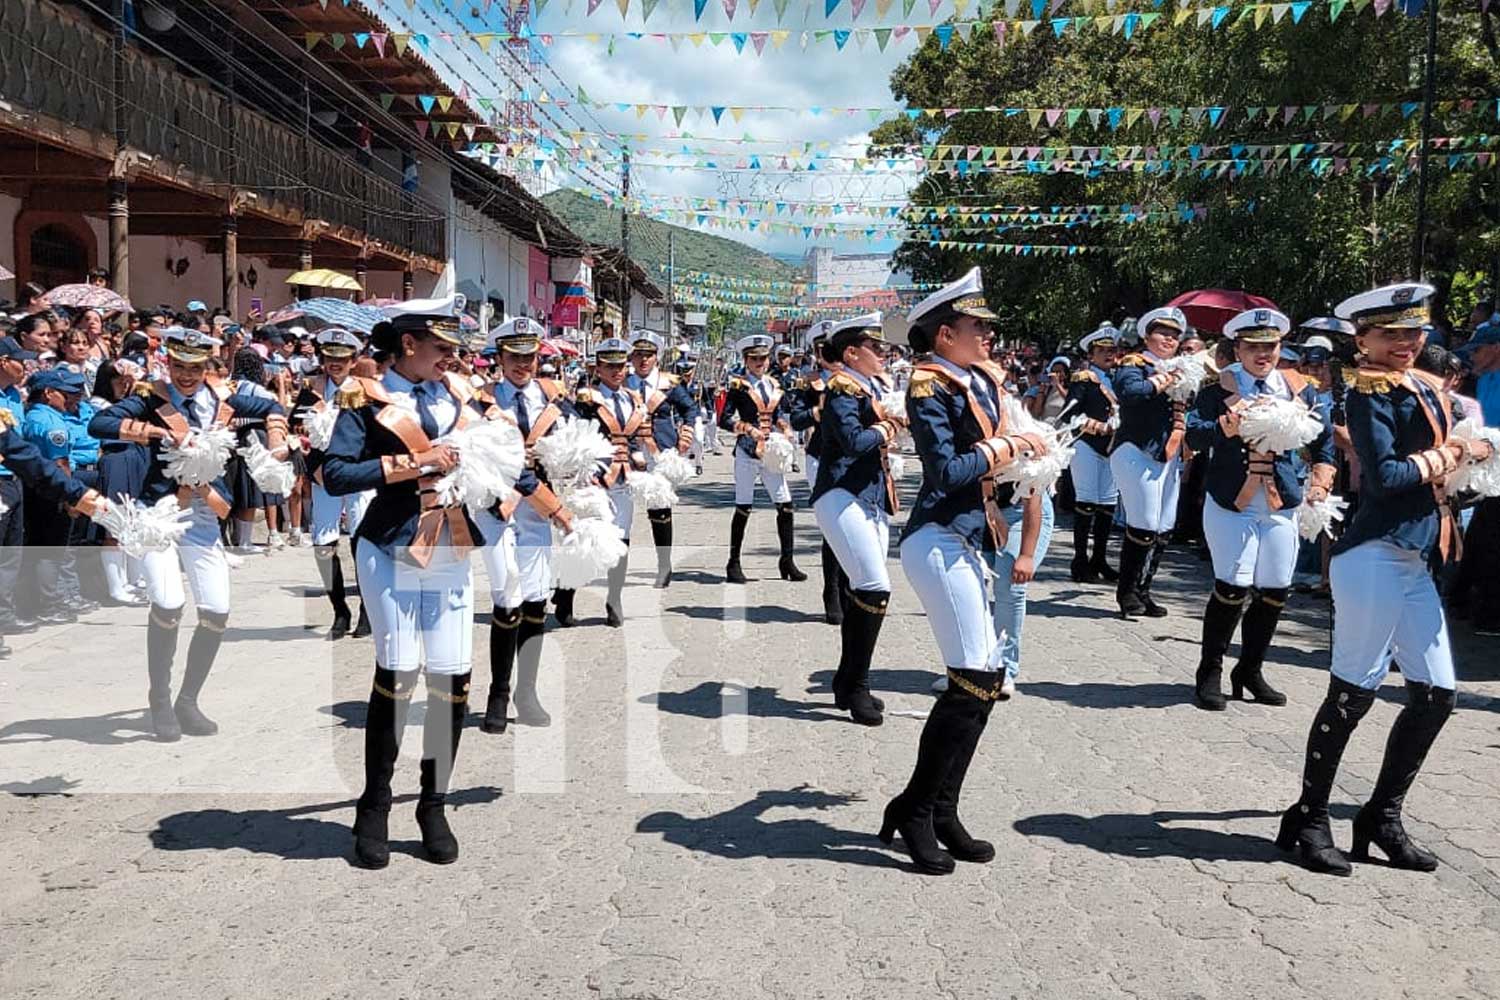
left=3, top=452, right=1500, bottom=999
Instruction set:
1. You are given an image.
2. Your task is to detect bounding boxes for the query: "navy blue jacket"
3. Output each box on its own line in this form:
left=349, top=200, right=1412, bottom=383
left=0, top=424, right=92, bottom=506
left=719, top=374, right=793, bottom=460
left=89, top=379, right=285, bottom=507
left=319, top=373, right=485, bottom=561
left=625, top=370, right=700, bottom=452
left=810, top=371, right=896, bottom=514
left=1110, top=352, right=1179, bottom=461
left=785, top=368, right=835, bottom=460
left=1066, top=365, right=1116, bottom=457
left=1186, top=368, right=1336, bottom=513
left=1332, top=368, right=1453, bottom=564
left=899, top=360, right=1018, bottom=550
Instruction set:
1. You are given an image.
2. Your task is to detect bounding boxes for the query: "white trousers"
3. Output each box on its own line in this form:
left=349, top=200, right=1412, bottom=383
left=813, top=488, right=891, bottom=591
left=610, top=482, right=635, bottom=541
left=309, top=481, right=373, bottom=547
left=687, top=417, right=705, bottom=467
left=473, top=505, right=553, bottom=607
left=1330, top=541, right=1455, bottom=691
left=141, top=503, right=230, bottom=614
left=356, top=541, right=473, bottom=675
left=733, top=451, right=791, bottom=505
left=899, top=522, right=1002, bottom=672
left=804, top=455, right=819, bottom=488
left=1070, top=444, right=1118, bottom=505
left=1110, top=443, right=1181, bottom=533
left=1202, top=494, right=1299, bottom=589
left=702, top=416, right=720, bottom=453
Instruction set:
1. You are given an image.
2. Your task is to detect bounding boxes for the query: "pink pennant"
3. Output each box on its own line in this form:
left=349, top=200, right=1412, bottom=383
left=1362, top=103, right=1379, bottom=118
left=751, top=32, right=769, bottom=54
left=439, top=32, right=452, bottom=43
left=1372, top=0, right=1390, bottom=14
left=928, top=0, right=942, bottom=13
left=587, top=0, right=604, bottom=13
left=893, top=25, right=911, bottom=41
left=993, top=21, right=1006, bottom=48
left=416, top=120, right=430, bottom=138
left=1045, top=109, right=1063, bottom=126
left=371, top=32, right=387, bottom=56
left=944, top=109, right=962, bottom=118
left=1147, top=108, right=1162, bottom=128
left=723, top=0, right=738, bottom=17
left=851, top=0, right=867, bottom=17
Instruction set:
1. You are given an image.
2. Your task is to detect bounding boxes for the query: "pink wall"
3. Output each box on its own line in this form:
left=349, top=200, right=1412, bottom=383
left=527, top=246, right=552, bottom=317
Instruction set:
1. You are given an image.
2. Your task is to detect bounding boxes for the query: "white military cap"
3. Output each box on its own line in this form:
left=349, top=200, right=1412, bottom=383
left=1334, top=282, right=1435, bottom=330
left=1138, top=306, right=1189, bottom=335
left=1298, top=316, right=1355, bottom=336
left=162, top=326, right=222, bottom=363
left=314, top=327, right=364, bottom=357
left=490, top=316, right=542, bottom=355
left=630, top=331, right=666, bottom=353
left=1080, top=323, right=1119, bottom=351
left=1223, top=307, right=1291, bottom=343
left=806, top=320, right=835, bottom=345
left=735, top=333, right=775, bottom=358
left=831, top=312, right=884, bottom=337
left=906, top=267, right=998, bottom=325
left=593, top=337, right=632, bottom=363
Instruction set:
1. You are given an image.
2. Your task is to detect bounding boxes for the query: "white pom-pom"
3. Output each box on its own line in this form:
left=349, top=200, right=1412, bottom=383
left=992, top=396, right=1076, bottom=498
left=653, top=449, right=697, bottom=486
left=1237, top=396, right=1324, bottom=454
left=162, top=427, right=236, bottom=486
left=91, top=494, right=194, bottom=558
left=432, top=418, right=526, bottom=509
left=305, top=404, right=339, bottom=451
left=553, top=516, right=628, bottom=588
left=535, top=416, right=615, bottom=487
left=238, top=438, right=296, bottom=495
left=879, top=390, right=908, bottom=424
left=762, top=431, right=795, bottom=473
left=629, top=470, right=678, bottom=509
left=1157, top=353, right=1216, bottom=404
left=1448, top=417, right=1500, bottom=498
left=563, top=484, right=614, bottom=523
left=1297, top=493, right=1350, bottom=542
left=888, top=453, right=908, bottom=481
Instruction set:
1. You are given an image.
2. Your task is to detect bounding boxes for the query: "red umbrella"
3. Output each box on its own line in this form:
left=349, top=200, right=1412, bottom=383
left=542, top=337, right=581, bottom=357
left=1165, top=289, right=1280, bottom=335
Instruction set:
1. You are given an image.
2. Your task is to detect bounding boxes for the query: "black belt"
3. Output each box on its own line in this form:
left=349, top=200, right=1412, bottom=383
left=74, top=463, right=98, bottom=472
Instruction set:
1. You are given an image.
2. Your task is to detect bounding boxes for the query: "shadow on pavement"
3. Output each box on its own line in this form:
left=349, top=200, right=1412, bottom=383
left=805, top=667, right=939, bottom=698
left=0, top=708, right=156, bottom=747
left=149, top=785, right=502, bottom=864
left=1020, top=681, right=1186, bottom=710
left=645, top=681, right=845, bottom=723
left=1013, top=808, right=1284, bottom=862
left=636, top=785, right=905, bottom=870
left=666, top=604, right=825, bottom=625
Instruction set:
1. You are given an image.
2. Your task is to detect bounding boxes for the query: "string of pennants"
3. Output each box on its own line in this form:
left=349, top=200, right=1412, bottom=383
left=587, top=190, right=1195, bottom=217
left=639, top=205, right=1207, bottom=236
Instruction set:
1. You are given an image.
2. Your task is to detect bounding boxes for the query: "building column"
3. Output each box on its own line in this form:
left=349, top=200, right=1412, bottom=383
left=222, top=213, right=239, bottom=317
left=297, top=238, right=313, bottom=301
left=402, top=266, right=414, bottom=301
left=353, top=256, right=368, bottom=304
left=107, top=178, right=129, bottom=295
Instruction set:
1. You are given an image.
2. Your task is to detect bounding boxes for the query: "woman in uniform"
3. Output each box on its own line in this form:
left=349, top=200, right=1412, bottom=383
left=1066, top=324, right=1120, bottom=584
left=878, top=268, right=1047, bottom=875
left=320, top=304, right=482, bottom=869
left=89, top=327, right=287, bottom=742
left=626, top=332, right=698, bottom=588
left=719, top=334, right=805, bottom=584
left=1109, top=306, right=1190, bottom=618
left=786, top=321, right=845, bottom=623
left=810, top=313, right=902, bottom=727
left=1185, top=308, right=1335, bottom=711
left=1278, top=283, right=1492, bottom=877
left=473, top=317, right=575, bottom=732
left=89, top=358, right=149, bottom=606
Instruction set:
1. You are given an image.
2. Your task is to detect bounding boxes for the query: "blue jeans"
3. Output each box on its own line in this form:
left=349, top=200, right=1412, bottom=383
left=991, top=495, right=1054, bottom=681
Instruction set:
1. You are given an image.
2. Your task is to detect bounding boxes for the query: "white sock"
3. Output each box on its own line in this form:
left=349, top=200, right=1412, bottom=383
left=234, top=519, right=253, bottom=548
left=101, top=548, right=133, bottom=600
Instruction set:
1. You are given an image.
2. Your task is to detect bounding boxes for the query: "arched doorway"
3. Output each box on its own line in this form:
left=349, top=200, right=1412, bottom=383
left=29, top=223, right=88, bottom=290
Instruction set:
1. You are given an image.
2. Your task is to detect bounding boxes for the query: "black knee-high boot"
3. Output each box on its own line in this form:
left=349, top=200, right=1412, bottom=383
left=1090, top=505, right=1119, bottom=582
left=1116, top=530, right=1153, bottom=618
left=725, top=505, right=750, bottom=583
left=482, top=606, right=521, bottom=734
left=820, top=542, right=844, bottom=624
left=879, top=668, right=1000, bottom=875
left=147, top=604, right=183, bottom=742
left=176, top=609, right=228, bottom=735
left=1277, top=675, right=1377, bottom=876
left=1139, top=536, right=1170, bottom=617
left=1352, top=681, right=1455, bottom=871
left=417, top=672, right=469, bottom=864
left=1069, top=502, right=1097, bottom=582
left=314, top=544, right=352, bottom=639
left=605, top=556, right=628, bottom=627
left=353, top=665, right=417, bottom=869
left=1195, top=582, right=1247, bottom=711
left=552, top=588, right=577, bottom=628
left=649, top=509, right=673, bottom=588
left=775, top=502, right=806, bottom=581
left=1231, top=587, right=1289, bottom=705
left=834, top=588, right=887, bottom=726
left=932, top=694, right=999, bottom=862
left=513, top=600, right=551, bottom=726
left=350, top=539, right=371, bottom=639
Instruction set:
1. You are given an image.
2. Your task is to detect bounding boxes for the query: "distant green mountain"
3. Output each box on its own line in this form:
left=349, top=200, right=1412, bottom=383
left=542, top=189, right=800, bottom=285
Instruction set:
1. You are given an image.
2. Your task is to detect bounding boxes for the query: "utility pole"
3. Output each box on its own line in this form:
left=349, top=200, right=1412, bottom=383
left=620, top=147, right=632, bottom=333
left=1412, top=0, right=1439, bottom=278
left=667, top=227, right=675, bottom=342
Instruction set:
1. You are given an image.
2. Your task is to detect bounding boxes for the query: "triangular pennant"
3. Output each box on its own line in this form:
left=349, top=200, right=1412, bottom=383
left=304, top=32, right=325, bottom=51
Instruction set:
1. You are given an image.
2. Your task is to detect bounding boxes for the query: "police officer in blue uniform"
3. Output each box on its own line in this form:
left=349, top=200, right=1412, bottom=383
left=1066, top=324, right=1121, bottom=583
left=880, top=268, right=1048, bottom=875
left=787, top=320, right=845, bottom=622
left=1278, top=283, right=1493, bottom=877
left=320, top=301, right=483, bottom=869
left=1185, top=308, right=1335, bottom=711
left=63, top=380, right=101, bottom=612
left=0, top=336, right=38, bottom=639
left=626, top=331, right=699, bottom=587
left=90, top=327, right=289, bottom=743
left=23, top=368, right=92, bottom=624
left=1110, top=305, right=1191, bottom=618
left=811, top=313, right=903, bottom=727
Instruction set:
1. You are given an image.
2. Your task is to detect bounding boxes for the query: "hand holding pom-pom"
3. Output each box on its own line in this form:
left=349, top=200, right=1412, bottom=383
left=563, top=484, right=614, bottom=523
left=238, top=438, right=297, bottom=495
left=762, top=432, right=795, bottom=473
left=653, top=449, right=696, bottom=487
left=1447, top=418, right=1500, bottom=497
left=91, top=494, right=194, bottom=557
left=432, top=419, right=526, bottom=509
left=1156, top=353, right=1216, bottom=404
left=163, top=427, right=236, bottom=486
left=305, top=404, right=339, bottom=451
left=535, top=417, right=615, bottom=488
left=1297, top=493, right=1350, bottom=541
left=553, top=517, right=628, bottom=589
left=1237, top=397, right=1324, bottom=454
left=629, top=470, right=678, bottom=509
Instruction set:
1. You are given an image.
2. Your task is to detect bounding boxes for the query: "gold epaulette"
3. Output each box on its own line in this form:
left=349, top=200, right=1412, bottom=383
left=1347, top=368, right=1404, bottom=395
left=662, top=372, right=680, bottom=387
left=133, top=382, right=155, bottom=398
left=908, top=367, right=955, bottom=399
left=792, top=376, right=808, bottom=390
left=1117, top=353, right=1147, bottom=367
left=827, top=372, right=868, bottom=396
left=729, top=376, right=749, bottom=392
left=1070, top=370, right=1099, bottom=384
left=575, top=386, right=595, bottom=404
left=0, top=409, right=15, bottom=429
left=335, top=384, right=367, bottom=409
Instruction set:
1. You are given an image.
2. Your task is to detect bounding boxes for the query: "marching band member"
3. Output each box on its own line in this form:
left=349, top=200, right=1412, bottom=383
left=1066, top=324, right=1121, bottom=583
left=89, top=327, right=287, bottom=742
left=626, top=331, right=699, bottom=588
left=811, top=313, right=901, bottom=726
left=573, top=337, right=654, bottom=626
left=1186, top=308, right=1335, bottom=711
left=787, top=321, right=846, bottom=623
left=1278, top=283, right=1492, bottom=876
left=321, top=304, right=482, bottom=869
left=298, top=328, right=373, bottom=640
left=473, top=318, right=574, bottom=732
left=675, top=356, right=707, bottom=476
left=719, top=334, right=806, bottom=584
left=1109, top=306, right=1190, bottom=619
left=880, top=269, right=1046, bottom=875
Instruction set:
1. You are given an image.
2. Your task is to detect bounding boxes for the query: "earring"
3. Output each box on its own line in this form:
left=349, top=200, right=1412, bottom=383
left=405, top=348, right=414, bottom=356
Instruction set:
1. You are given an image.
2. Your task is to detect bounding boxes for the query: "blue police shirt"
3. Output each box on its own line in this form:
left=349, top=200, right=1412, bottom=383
left=0, top=385, right=24, bottom=477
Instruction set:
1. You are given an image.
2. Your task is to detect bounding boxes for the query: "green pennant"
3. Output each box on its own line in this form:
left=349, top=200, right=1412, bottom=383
left=874, top=27, right=892, bottom=49
left=1066, top=108, right=1084, bottom=127
left=773, top=0, right=790, bottom=19
left=1329, top=0, right=1347, bottom=19
left=903, top=0, right=917, bottom=15
left=380, top=93, right=395, bottom=110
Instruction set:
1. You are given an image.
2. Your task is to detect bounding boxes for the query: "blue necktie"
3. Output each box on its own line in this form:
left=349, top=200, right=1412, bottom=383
left=413, top=384, right=440, bottom=440
left=1254, top=378, right=1268, bottom=397
left=515, top=390, right=531, bottom=439
left=758, top=381, right=771, bottom=405
left=613, top=391, right=627, bottom=426
left=974, top=375, right=998, bottom=425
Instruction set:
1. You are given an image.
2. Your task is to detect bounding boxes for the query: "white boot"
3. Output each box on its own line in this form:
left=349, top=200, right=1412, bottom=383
left=101, top=548, right=143, bottom=605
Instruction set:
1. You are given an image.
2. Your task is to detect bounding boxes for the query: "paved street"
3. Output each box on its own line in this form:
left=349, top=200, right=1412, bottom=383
left=3, top=453, right=1500, bottom=1000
